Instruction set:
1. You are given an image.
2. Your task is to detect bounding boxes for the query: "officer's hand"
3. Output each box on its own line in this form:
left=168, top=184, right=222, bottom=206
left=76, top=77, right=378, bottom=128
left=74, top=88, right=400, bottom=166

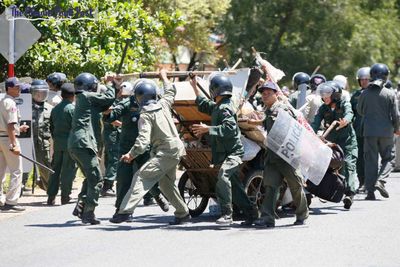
left=189, top=73, right=197, bottom=89
left=336, top=118, right=348, bottom=130
left=395, top=130, right=400, bottom=136
left=103, top=108, right=113, bottom=115
left=20, top=124, right=30, bottom=133
left=192, top=123, right=209, bottom=137
left=120, top=153, right=134, bottom=163
left=159, top=69, right=168, bottom=81
left=111, top=120, right=122, bottom=127
left=10, top=145, right=21, bottom=155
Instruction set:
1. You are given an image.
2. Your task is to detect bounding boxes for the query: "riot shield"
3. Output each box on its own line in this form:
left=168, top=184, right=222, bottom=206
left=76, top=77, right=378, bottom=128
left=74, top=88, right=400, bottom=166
left=266, top=109, right=332, bottom=185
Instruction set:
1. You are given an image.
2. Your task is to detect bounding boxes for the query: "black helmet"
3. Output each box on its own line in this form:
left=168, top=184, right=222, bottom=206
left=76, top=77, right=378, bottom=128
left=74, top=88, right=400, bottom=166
left=316, top=81, right=342, bottom=103
left=310, top=74, right=326, bottom=91
left=31, top=79, right=49, bottom=103
left=74, top=73, right=98, bottom=93
left=292, top=72, right=310, bottom=90
left=46, top=72, right=67, bottom=89
left=133, top=79, right=158, bottom=107
left=209, top=74, right=233, bottom=99
left=370, top=63, right=389, bottom=82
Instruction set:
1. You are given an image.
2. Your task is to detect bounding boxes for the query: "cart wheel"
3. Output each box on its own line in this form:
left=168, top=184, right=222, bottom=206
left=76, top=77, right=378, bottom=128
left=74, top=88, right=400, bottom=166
left=178, top=172, right=209, bottom=217
left=245, top=170, right=265, bottom=207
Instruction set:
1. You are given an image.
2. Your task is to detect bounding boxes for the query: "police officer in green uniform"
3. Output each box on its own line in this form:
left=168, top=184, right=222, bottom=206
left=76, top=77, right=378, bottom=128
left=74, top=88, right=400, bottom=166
left=357, top=63, right=400, bottom=200
left=289, top=72, right=311, bottom=109
left=250, top=81, right=309, bottom=227
left=31, top=80, right=53, bottom=191
left=47, top=83, right=77, bottom=205
left=69, top=73, right=115, bottom=225
left=100, top=85, right=122, bottom=197
left=110, top=70, right=189, bottom=225
left=312, top=81, right=358, bottom=209
left=103, top=81, right=169, bottom=214
left=350, top=67, right=370, bottom=193
left=190, top=73, right=259, bottom=226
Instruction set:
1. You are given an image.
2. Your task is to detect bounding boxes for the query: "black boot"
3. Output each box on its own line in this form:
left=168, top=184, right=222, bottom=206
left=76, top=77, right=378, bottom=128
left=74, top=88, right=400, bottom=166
left=61, top=195, right=71, bottom=205
left=81, top=211, right=101, bottom=225
left=47, top=196, right=56, bottom=206
left=109, top=213, right=134, bottom=224
left=343, top=195, right=354, bottom=210
left=72, top=201, right=84, bottom=218
left=154, top=194, right=169, bottom=212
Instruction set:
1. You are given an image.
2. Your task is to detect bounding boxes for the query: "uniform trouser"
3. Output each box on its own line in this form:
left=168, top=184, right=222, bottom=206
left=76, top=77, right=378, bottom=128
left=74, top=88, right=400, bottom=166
left=340, top=147, right=357, bottom=196
left=395, top=136, right=400, bottom=170
left=115, top=160, right=162, bottom=209
left=118, top=155, right=188, bottom=218
left=47, top=150, right=77, bottom=197
left=34, top=142, right=51, bottom=190
left=215, top=155, right=258, bottom=218
left=103, top=144, right=119, bottom=187
left=364, top=136, right=395, bottom=192
left=356, top=135, right=365, bottom=186
left=0, top=138, right=22, bottom=205
left=69, top=148, right=103, bottom=212
left=260, top=160, right=309, bottom=225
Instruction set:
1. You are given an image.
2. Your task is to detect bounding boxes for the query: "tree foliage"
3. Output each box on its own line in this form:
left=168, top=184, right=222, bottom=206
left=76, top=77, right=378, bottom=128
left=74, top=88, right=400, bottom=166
left=223, top=0, right=400, bottom=88
left=0, top=0, right=166, bottom=80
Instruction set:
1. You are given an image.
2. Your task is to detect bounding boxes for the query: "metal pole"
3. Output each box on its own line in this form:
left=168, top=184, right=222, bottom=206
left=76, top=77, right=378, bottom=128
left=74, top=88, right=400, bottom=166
left=7, top=7, right=15, bottom=77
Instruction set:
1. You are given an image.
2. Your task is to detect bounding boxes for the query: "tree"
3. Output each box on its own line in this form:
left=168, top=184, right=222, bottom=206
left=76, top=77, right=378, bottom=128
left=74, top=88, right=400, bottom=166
left=223, top=0, right=400, bottom=88
left=0, top=0, right=164, bottom=80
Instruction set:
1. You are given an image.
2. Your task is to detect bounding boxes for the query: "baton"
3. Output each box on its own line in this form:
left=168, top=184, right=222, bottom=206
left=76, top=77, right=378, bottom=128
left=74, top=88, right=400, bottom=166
left=322, top=120, right=339, bottom=138
left=14, top=150, right=55, bottom=174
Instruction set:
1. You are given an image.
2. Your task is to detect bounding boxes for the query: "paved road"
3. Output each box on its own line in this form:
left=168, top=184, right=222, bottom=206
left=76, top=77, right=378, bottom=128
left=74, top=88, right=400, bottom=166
left=1, top=173, right=400, bottom=267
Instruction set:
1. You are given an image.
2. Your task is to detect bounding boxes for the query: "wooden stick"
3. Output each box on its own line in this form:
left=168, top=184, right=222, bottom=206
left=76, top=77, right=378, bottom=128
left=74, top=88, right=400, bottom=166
left=120, top=70, right=238, bottom=79
left=322, top=121, right=338, bottom=138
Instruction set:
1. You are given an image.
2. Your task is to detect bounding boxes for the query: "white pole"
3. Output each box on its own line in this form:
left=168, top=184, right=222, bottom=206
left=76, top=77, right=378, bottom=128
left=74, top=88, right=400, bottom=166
left=7, top=6, right=15, bottom=77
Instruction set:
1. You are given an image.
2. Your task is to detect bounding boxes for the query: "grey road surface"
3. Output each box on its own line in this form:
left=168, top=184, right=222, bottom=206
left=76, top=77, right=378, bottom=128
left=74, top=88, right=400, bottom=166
left=1, top=174, right=400, bottom=267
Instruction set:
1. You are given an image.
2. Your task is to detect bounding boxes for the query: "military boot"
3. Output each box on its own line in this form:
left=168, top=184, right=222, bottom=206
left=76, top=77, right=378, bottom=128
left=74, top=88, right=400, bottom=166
left=47, top=196, right=56, bottom=206
left=72, top=201, right=84, bottom=218
left=61, top=195, right=71, bottom=205
left=81, top=211, right=101, bottom=225
left=109, top=213, right=134, bottom=224
left=154, top=194, right=169, bottom=212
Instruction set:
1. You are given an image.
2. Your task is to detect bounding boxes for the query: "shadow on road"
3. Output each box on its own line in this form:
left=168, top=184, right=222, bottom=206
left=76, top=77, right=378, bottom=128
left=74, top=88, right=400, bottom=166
left=25, top=220, right=83, bottom=228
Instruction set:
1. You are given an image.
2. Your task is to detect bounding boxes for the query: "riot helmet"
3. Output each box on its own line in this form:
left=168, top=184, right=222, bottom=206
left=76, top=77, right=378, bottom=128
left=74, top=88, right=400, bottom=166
left=74, top=73, right=99, bottom=93
left=316, top=81, right=342, bottom=103
left=209, top=73, right=233, bottom=99
left=370, top=63, right=389, bottom=82
left=133, top=79, right=158, bottom=107
left=310, top=74, right=326, bottom=91
left=292, top=72, right=310, bottom=90
left=46, top=72, right=67, bottom=89
left=356, top=67, right=370, bottom=80
left=333, top=75, right=348, bottom=90
left=120, top=81, right=134, bottom=96
left=31, top=79, right=49, bottom=103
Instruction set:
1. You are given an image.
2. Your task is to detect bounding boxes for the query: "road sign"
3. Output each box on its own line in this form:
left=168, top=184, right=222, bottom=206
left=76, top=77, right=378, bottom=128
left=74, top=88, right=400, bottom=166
left=0, top=6, right=41, bottom=63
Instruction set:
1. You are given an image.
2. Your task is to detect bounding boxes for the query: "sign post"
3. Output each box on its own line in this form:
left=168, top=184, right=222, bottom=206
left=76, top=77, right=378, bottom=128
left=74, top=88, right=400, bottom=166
left=0, top=6, right=41, bottom=78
